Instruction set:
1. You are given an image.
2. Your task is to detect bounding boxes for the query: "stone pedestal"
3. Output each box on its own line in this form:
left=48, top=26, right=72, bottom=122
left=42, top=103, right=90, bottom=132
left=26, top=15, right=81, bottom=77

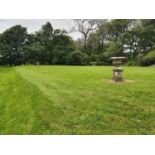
left=113, top=67, right=123, bottom=82
left=110, top=57, right=126, bottom=82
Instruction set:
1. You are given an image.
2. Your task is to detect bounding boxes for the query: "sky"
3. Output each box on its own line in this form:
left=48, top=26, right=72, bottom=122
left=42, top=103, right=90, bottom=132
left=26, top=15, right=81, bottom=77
left=0, top=19, right=82, bottom=40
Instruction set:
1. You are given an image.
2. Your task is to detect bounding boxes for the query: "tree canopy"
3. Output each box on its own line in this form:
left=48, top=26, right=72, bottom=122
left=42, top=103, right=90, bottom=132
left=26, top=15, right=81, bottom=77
left=0, top=20, right=155, bottom=66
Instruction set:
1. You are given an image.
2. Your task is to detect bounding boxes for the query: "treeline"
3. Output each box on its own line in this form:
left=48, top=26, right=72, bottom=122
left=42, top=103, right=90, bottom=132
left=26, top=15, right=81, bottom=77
left=0, top=22, right=76, bottom=66
left=0, top=19, right=155, bottom=66
left=75, top=19, right=155, bottom=66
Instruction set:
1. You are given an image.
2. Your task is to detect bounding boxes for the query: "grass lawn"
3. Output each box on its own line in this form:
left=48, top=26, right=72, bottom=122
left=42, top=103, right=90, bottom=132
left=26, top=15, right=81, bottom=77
left=0, top=65, right=155, bottom=134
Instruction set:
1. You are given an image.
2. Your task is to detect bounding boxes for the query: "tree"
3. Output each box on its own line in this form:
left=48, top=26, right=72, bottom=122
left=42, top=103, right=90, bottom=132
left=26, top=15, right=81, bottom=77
left=85, top=20, right=136, bottom=61
left=96, top=19, right=109, bottom=49
left=52, top=29, right=75, bottom=64
left=123, top=23, right=155, bottom=57
left=0, top=25, right=28, bottom=65
left=106, top=19, right=135, bottom=42
left=24, top=42, right=46, bottom=64
left=123, top=29, right=139, bottom=54
left=39, top=22, right=54, bottom=61
left=104, top=41, right=124, bottom=59
left=136, top=27, right=155, bottom=52
left=86, top=32, right=101, bottom=59
left=86, top=20, right=109, bottom=57
left=72, top=19, right=99, bottom=49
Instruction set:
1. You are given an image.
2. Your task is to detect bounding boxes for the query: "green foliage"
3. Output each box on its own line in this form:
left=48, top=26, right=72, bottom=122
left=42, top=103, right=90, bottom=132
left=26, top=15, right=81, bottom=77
left=141, top=19, right=155, bottom=28
left=24, top=42, right=48, bottom=64
left=0, top=22, right=75, bottom=66
left=136, top=27, right=155, bottom=52
left=0, top=25, right=28, bottom=65
left=104, top=41, right=123, bottom=59
left=138, top=50, right=155, bottom=66
left=106, top=19, right=134, bottom=42
left=66, top=50, right=90, bottom=65
left=0, top=20, right=155, bottom=66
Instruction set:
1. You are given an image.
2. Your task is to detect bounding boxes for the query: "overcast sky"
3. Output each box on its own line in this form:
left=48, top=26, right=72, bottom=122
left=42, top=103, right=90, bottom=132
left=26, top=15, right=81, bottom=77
left=0, top=19, right=82, bottom=40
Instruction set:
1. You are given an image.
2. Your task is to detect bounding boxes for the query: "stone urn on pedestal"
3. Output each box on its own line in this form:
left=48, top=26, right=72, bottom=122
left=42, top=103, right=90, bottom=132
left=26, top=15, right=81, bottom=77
left=110, top=57, right=126, bottom=82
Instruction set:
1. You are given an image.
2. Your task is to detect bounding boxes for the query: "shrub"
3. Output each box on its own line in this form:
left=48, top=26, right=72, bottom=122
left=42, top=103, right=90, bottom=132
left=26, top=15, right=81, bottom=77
left=97, top=53, right=108, bottom=65
left=139, top=50, right=155, bottom=66
left=66, top=50, right=90, bottom=65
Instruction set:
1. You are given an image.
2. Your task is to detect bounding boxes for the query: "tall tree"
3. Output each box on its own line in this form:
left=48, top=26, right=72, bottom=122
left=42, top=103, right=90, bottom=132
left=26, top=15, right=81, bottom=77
left=72, top=19, right=99, bottom=49
left=106, top=19, right=135, bottom=42
left=0, top=25, right=28, bottom=65
left=35, top=22, right=54, bottom=64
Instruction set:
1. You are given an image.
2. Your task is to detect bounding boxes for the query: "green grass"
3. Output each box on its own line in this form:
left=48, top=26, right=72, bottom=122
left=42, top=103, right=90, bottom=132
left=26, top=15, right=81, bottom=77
left=0, top=65, right=155, bottom=134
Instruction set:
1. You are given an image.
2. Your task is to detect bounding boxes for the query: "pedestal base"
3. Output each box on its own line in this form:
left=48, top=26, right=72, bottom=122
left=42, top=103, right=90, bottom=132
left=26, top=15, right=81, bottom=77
left=113, top=68, right=123, bottom=82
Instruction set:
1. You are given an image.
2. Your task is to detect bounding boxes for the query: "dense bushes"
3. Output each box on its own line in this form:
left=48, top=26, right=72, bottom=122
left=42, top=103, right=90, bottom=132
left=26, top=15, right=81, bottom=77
left=66, top=50, right=90, bottom=65
left=126, top=50, right=155, bottom=66
left=138, top=50, right=155, bottom=66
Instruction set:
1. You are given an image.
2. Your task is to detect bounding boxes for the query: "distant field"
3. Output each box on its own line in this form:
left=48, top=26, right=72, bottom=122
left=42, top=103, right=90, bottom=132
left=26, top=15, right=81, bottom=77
left=0, top=66, right=155, bottom=134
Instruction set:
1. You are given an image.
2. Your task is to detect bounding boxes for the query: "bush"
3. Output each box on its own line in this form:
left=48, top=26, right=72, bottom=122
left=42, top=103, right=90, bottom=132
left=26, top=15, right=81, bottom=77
left=139, top=50, right=155, bottom=66
left=65, top=50, right=90, bottom=65
left=97, top=53, right=108, bottom=65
